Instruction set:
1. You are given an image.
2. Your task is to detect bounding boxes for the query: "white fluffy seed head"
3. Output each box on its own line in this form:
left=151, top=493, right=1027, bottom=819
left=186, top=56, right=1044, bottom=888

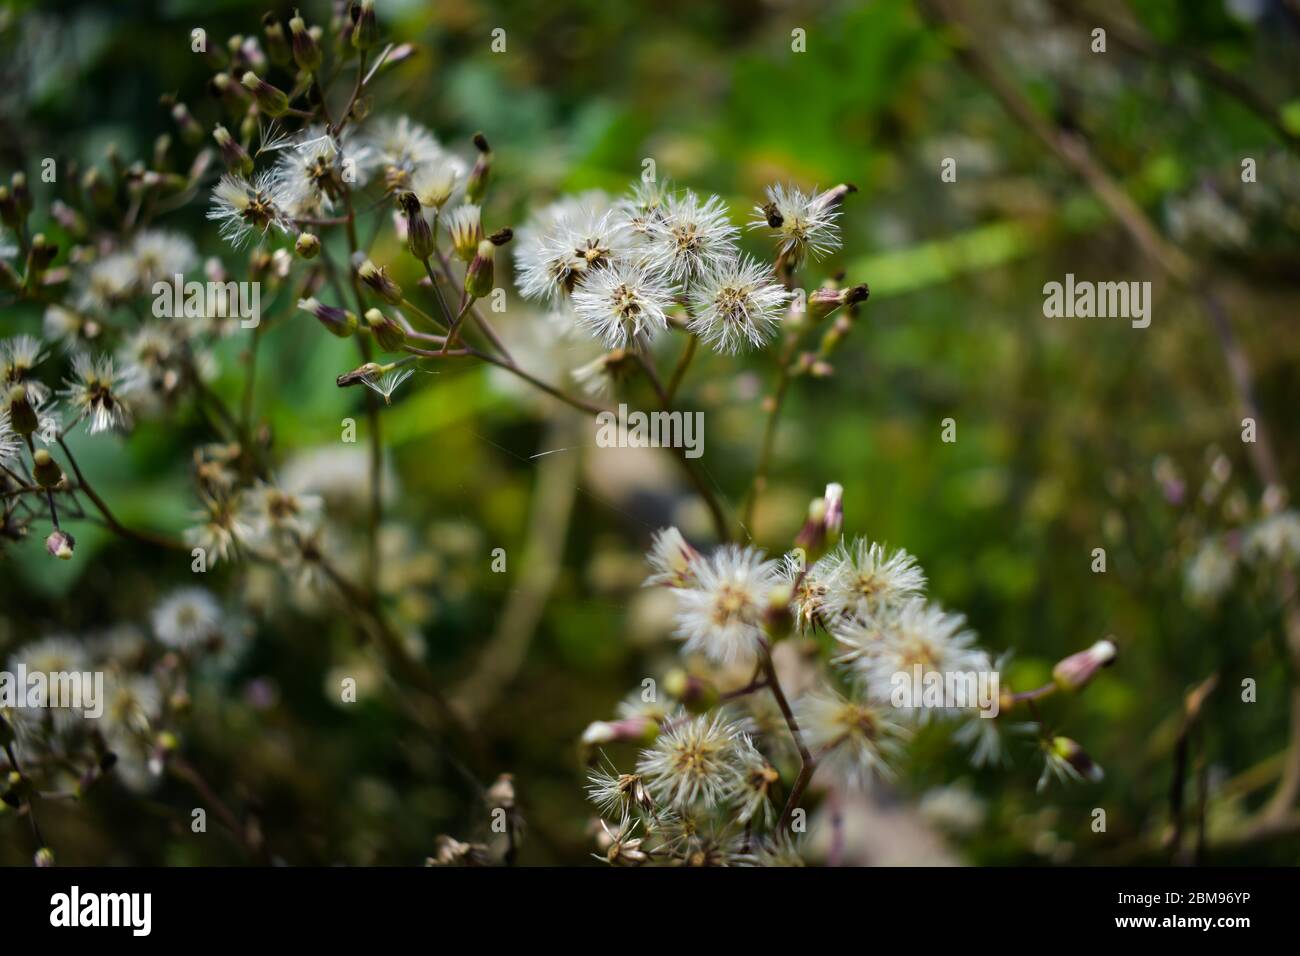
left=644, top=191, right=739, bottom=282
left=670, top=544, right=782, bottom=666
left=749, top=183, right=842, bottom=267
left=687, top=254, right=790, bottom=354
left=636, top=711, right=744, bottom=810
left=570, top=259, right=676, bottom=348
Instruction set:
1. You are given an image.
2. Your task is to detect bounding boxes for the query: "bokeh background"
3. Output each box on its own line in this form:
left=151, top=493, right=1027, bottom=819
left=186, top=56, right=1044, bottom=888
left=2, top=0, right=1299, bottom=864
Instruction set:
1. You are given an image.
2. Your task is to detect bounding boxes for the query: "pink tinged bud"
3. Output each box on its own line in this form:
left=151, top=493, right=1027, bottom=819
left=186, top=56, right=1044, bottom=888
left=46, top=529, right=75, bottom=561
left=299, top=297, right=358, bottom=338
left=814, top=182, right=858, bottom=211
left=1052, top=639, right=1117, bottom=691
left=823, top=483, right=844, bottom=536
left=464, top=240, right=495, bottom=299
left=34, top=847, right=55, bottom=867
left=581, top=716, right=655, bottom=747
left=466, top=132, right=492, bottom=204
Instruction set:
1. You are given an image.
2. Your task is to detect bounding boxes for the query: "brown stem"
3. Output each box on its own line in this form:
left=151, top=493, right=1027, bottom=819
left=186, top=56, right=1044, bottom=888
left=763, top=654, right=815, bottom=832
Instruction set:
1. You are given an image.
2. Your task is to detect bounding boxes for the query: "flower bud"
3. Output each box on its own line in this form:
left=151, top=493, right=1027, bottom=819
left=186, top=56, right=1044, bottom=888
left=808, top=283, right=869, bottom=321
left=397, top=192, right=434, bottom=261
left=45, top=529, right=75, bottom=561
left=357, top=259, right=403, bottom=305
left=0, top=186, right=16, bottom=229
left=465, top=132, right=492, bottom=204
left=209, top=72, right=251, bottom=116
left=364, top=308, right=406, bottom=352
left=24, top=234, right=57, bottom=290
left=295, top=232, right=321, bottom=259
left=662, top=669, right=720, bottom=714
left=32, top=449, right=62, bottom=488
left=8, top=385, right=39, bottom=435
left=12, top=172, right=32, bottom=217
left=240, top=71, right=291, bottom=117
left=351, top=0, right=378, bottom=50
left=1050, top=736, right=1104, bottom=783
left=170, top=102, right=205, bottom=145
left=1052, top=639, right=1117, bottom=692
left=299, top=297, right=358, bottom=338
left=464, top=239, right=495, bottom=300
left=290, top=12, right=322, bottom=72
left=445, top=205, right=482, bottom=263
left=262, top=13, right=292, bottom=66
left=823, top=482, right=843, bottom=537
left=794, top=482, right=843, bottom=555
left=580, top=716, right=656, bottom=748
left=34, top=847, right=55, bottom=867
left=814, top=182, right=857, bottom=212
left=213, top=124, right=253, bottom=176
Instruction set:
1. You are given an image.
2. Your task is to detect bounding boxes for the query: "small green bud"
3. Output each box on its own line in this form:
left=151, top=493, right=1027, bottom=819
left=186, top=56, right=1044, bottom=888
left=32, top=449, right=63, bottom=488
left=351, top=0, right=378, bottom=51
left=364, top=308, right=407, bottom=352
left=465, top=132, right=492, bottom=204
left=357, top=259, right=403, bottom=305
left=8, top=385, right=39, bottom=435
left=290, top=12, right=323, bottom=72
left=213, top=124, right=253, bottom=175
left=397, top=192, right=434, bottom=261
left=464, top=240, right=495, bottom=300
left=295, top=232, right=321, bottom=259
left=262, top=13, right=292, bottom=66
left=170, top=102, right=205, bottom=145
left=240, top=71, right=291, bottom=117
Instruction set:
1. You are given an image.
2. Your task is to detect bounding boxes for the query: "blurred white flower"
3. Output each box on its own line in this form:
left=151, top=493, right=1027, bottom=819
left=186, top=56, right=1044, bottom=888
left=670, top=544, right=782, bottom=665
